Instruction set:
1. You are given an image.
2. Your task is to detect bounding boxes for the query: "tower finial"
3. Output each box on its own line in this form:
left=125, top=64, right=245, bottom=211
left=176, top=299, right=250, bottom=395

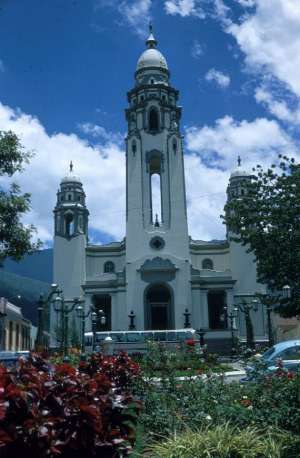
left=154, top=214, right=160, bottom=227
left=146, top=22, right=157, bottom=48
left=237, top=155, right=241, bottom=167
left=69, top=161, right=73, bottom=173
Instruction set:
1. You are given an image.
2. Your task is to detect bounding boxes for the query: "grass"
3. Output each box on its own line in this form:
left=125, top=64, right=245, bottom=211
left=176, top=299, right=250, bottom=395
left=147, top=424, right=299, bottom=458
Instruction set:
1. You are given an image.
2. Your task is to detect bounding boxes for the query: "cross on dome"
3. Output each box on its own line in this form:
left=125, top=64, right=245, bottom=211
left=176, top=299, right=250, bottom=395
left=146, top=22, right=157, bottom=49
left=69, top=161, right=74, bottom=173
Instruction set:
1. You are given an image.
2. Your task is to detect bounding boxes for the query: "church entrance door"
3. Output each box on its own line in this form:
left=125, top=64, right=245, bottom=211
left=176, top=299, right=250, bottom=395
left=145, top=284, right=173, bottom=330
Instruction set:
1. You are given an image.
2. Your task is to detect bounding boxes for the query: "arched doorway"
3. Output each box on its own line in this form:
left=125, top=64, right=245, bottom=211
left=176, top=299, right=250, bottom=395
left=144, top=284, right=174, bottom=330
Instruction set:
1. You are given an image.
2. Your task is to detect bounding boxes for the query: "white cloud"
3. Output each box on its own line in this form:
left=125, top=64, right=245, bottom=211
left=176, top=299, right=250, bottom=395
left=118, top=0, right=152, bottom=37
left=164, top=0, right=205, bottom=18
left=0, top=60, right=4, bottom=73
left=185, top=115, right=298, bottom=170
left=191, top=40, right=204, bottom=59
left=185, top=154, right=228, bottom=240
left=213, top=0, right=231, bottom=26
left=78, top=122, right=124, bottom=144
left=205, top=68, right=230, bottom=88
left=236, top=0, right=256, bottom=7
left=227, top=0, right=300, bottom=98
left=255, top=87, right=300, bottom=125
left=1, top=102, right=299, bottom=244
left=184, top=114, right=300, bottom=239
left=94, top=0, right=152, bottom=37
left=0, top=102, right=126, bottom=244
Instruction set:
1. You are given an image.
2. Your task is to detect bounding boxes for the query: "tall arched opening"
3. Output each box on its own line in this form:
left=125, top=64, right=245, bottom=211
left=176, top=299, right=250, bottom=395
left=144, top=284, right=174, bottom=330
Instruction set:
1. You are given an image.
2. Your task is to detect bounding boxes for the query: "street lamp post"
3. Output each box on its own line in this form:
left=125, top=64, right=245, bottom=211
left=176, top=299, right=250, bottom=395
left=236, top=299, right=259, bottom=349
left=36, top=295, right=44, bottom=349
left=266, top=304, right=274, bottom=347
left=91, top=309, right=106, bottom=351
left=53, top=295, right=81, bottom=356
left=223, top=305, right=239, bottom=357
left=183, top=308, right=191, bottom=328
left=128, top=310, right=136, bottom=330
left=76, top=302, right=91, bottom=354
left=196, top=328, right=206, bottom=347
left=256, top=285, right=291, bottom=347
left=35, top=283, right=62, bottom=351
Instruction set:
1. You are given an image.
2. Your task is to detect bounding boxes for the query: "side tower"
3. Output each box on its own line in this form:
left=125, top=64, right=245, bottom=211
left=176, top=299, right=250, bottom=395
left=226, top=157, right=256, bottom=294
left=125, top=27, right=191, bottom=330
left=51, top=164, right=89, bottom=342
left=226, top=158, right=267, bottom=339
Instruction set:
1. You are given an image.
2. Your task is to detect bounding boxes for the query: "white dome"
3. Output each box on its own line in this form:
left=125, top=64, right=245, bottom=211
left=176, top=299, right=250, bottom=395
left=61, top=175, right=82, bottom=184
left=230, top=168, right=250, bottom=179
left=137, top=48, right=168, bottom=71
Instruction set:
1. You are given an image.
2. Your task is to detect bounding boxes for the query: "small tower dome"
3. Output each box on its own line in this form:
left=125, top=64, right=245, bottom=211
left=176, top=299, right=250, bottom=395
left=230, top=156, right=251, bottom=179
left=136, top=25, right=168, bottom=72
left=61, top=161, right=82, bottom=184
left=54, top=162, right=89, bottom=239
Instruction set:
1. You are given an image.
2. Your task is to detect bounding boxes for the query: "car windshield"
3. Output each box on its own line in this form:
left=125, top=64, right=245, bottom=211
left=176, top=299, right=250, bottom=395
left=261, top=346, right=276, bottom=360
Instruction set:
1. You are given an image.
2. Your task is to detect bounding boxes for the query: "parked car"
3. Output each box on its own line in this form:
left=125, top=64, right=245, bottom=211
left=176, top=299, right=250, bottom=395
left=243, top=340, right=300, bottom=381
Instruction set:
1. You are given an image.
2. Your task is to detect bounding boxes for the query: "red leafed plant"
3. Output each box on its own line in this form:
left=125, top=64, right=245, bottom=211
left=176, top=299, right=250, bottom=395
left=0, top=353, right=142, bottom=458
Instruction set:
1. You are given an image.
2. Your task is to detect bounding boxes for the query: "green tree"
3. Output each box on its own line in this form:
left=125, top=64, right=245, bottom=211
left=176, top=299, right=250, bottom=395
left=223, top=155, right=300, bottom=318
left=0, top=130, right=41, bottom=263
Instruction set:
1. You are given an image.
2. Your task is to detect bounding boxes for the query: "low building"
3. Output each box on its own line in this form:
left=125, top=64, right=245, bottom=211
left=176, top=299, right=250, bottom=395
left=0, top=297, right=35, bottom=351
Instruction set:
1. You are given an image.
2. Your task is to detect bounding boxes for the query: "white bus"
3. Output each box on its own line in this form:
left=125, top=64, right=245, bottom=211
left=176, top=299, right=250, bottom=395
left=84, top=329, right=197, bottom=354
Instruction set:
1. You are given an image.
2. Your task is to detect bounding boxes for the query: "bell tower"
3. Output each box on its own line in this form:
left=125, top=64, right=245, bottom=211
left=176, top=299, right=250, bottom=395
left=125, top=26, right=189, bottom=260
left=226, top=157, right=259, bottom=294
left=125, top=27, right=191, bottom=330
left=53, top=162, right=89, bottom=299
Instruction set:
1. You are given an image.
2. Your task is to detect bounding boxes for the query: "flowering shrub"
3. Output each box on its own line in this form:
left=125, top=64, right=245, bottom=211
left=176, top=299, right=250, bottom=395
left=139, top=341, right=226, bottom=376
left=0, top=353, right=141, bottom=458
left=135, top=361, right=300, bottom=443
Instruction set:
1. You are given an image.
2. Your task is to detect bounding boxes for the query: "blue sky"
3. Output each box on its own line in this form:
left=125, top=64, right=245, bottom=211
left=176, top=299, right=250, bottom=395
left=0, top=0, right=300, bottom=245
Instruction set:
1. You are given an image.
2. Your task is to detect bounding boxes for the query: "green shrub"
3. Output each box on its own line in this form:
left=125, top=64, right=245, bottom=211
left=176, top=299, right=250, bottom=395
left=148, top=424, right=300, bottom=458
left=139, top=341, right=227, bottom=377
left=135, top=369, right=300, bottom=440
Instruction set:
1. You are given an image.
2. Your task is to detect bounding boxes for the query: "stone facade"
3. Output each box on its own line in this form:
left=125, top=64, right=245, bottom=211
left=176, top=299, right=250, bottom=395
left=51, top=30, right=268, bottom=347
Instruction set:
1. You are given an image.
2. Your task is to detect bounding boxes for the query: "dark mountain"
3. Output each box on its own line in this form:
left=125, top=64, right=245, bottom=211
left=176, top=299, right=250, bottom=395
left=3, top=249, right=53, bottom=284
left=0, top=270, right=51, bottom=325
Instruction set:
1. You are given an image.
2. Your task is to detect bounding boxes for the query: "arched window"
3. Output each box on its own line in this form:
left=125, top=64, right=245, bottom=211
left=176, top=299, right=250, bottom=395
left=151, top=173, right=162, bottom=225
left=149, top=108, right=159, bottom=132
left=132, top=140, right=137, bottom=155
left=65, top=212, right=74, bottom=236
left=202, top=258, right=214, bottom=270
left=104, top=261, right=115, bottom=273
left=172, top=138, right=177, bottom=153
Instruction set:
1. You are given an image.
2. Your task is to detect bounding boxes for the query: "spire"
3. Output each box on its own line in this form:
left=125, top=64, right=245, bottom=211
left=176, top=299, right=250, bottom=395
left=237, top=155, right=241, bottom=167
left=69, top=161, right=74, bottom=173
left=146, top=22, right=157, bottom=49
left=154, top=214, right=160, bottom=227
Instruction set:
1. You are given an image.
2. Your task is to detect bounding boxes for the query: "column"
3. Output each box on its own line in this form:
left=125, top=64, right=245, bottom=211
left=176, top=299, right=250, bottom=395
left=199, top=289, right=209, bottom=328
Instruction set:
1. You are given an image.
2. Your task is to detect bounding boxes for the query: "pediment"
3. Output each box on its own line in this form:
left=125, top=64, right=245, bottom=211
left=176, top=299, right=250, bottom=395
left=140, top=257, right=176, bottom=272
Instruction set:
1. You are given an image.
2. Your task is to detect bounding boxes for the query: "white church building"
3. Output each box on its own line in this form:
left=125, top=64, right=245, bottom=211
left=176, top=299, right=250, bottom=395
left=51, top=29, right=268, bottom=350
